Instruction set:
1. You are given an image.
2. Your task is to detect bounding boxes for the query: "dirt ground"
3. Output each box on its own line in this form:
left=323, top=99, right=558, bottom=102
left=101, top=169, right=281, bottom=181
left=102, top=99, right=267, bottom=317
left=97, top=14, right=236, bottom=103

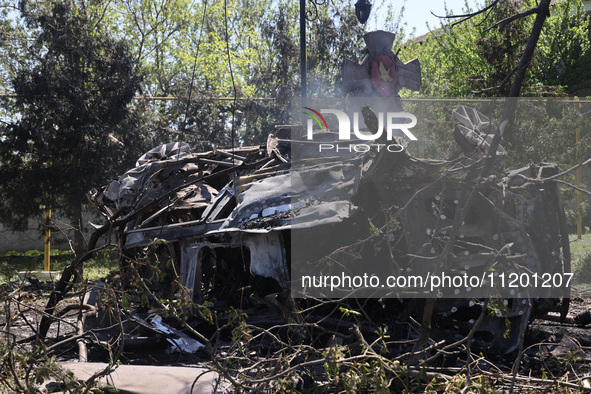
left=4, top=277, right=591, bottom=392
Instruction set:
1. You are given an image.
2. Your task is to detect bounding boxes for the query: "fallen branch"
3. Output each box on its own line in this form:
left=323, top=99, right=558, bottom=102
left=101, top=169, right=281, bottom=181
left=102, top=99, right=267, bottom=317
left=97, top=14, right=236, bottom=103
left=510, top=301, right=531, bottom=392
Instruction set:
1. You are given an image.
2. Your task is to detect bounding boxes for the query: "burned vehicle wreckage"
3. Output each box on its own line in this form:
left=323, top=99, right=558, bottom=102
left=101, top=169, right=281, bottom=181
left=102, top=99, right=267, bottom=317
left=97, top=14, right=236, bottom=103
left=88, top=102, right=571, bottom=356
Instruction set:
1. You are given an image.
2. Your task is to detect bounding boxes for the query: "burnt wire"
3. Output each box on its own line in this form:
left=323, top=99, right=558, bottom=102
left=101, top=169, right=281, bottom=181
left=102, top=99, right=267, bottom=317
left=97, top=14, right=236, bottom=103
left=182, top=0, right=209, bottom=138
left=224, top=0, right=238, bottom=168
left=224, top=0, right=247, bottom=274
left=155, top=0, right=237, bottom=238
left=156, top=1, right=208, bottom=236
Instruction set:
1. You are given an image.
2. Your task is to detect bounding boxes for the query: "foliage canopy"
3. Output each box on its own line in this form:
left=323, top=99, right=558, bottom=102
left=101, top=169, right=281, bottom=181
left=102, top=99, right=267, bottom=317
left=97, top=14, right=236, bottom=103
left=0, top=2, right=143, bottom=234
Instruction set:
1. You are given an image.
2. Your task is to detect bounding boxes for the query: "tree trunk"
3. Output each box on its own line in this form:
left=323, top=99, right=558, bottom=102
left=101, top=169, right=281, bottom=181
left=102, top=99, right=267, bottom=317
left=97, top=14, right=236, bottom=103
left=73, top=199, right=86, bottom=279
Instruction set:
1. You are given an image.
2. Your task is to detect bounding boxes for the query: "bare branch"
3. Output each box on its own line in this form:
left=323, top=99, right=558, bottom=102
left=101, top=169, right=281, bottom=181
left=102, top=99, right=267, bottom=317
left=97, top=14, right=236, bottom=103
left=471, top=65, right=518, bottom=95
left=555, top=179, right=591, bottom=198
left=508, top=156, right=591, bottom=184
left=431, top=0, right=500, bottom=21
left=510, top=302, right=531, bottom=391
left=431, top=0, right=505, bottom=29
left=486, top=6, right=539, bottom=32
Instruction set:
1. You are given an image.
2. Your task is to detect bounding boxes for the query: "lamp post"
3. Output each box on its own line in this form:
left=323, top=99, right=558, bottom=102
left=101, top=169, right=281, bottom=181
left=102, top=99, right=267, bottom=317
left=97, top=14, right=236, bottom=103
left=354, top=0, right=372, bottom=24
left=300, top=0, right=328, bottom=99
left=300, top=0, right=327, bottom=99
left=300, top=0, right=307, bottom=99
left=300, top=0, right=371, bottom=98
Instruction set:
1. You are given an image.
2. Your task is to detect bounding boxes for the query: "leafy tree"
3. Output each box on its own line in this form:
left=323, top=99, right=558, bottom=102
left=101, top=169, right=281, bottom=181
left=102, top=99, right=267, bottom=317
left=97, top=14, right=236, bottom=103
left=469, top=0, right=530, bottom=95
left=0, top=1, right=143, bottom=253
left=403, top=0, right=591, bottom=97
left=532, top=0, right=591, bottom=95
left=82, top=0, right=407, bottom=147
left=0, top=0, right=411, bottom=246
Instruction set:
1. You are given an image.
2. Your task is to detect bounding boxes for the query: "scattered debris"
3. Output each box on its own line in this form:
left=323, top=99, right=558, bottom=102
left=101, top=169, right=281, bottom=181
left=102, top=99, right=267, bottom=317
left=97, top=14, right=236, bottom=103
left=86, top=103, right=570, bottom=357
left=150, top=315, right=205, bottom=354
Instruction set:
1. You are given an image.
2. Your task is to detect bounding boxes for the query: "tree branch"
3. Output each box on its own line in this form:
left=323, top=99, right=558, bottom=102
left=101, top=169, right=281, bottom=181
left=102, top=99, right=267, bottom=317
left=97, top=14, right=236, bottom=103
left=431, top=0, right=502, bottom=29
left=431, top=0, right=500, bottom=21
left=486, top=6, right=539, bottom=32
left=471, top=65, right=518, bottom=95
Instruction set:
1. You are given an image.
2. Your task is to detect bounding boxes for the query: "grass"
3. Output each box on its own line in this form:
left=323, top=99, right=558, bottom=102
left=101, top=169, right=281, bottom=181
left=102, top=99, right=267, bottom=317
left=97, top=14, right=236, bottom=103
left=0, top=248, right=119, bottom=283
left=568, top=232, right=591, bottom=296
left=568, top=232, right=591, bottom=262
left=1, top=233, right=590, bottom=287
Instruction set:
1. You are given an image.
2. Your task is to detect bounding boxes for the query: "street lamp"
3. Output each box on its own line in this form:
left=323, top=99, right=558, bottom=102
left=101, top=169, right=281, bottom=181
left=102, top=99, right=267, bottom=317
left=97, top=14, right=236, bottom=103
left=300, top=0, right=307, bottom=99
left=355, top=0, right=372, bottom=24
left=300, top=0, right=326, bottom=99
left=300, top=0, right=371, bottom=98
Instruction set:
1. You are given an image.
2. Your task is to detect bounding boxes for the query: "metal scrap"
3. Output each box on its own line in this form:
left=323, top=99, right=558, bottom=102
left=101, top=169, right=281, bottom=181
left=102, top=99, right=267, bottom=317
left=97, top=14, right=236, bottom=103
left=88, top=105, right=571, bottom=355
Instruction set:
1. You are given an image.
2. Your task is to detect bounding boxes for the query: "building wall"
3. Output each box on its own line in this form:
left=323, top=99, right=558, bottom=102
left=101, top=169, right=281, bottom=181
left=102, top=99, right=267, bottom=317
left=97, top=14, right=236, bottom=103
left=0, top=212, right=102, bottom=253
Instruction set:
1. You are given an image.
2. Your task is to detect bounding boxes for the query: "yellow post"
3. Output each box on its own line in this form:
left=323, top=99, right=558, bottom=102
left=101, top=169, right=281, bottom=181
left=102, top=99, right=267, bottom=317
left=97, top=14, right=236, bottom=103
left=44, top=206, right=51, bottom=271
left=577, top=128, right=582, bottom=240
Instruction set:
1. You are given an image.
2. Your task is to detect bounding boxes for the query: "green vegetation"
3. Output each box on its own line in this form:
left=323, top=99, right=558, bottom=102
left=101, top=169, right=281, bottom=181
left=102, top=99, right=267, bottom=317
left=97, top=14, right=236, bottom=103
left=0, top=248, right=119, bottom=282
left=400, top=0, right=591, bottom=172
left=0, top=1, right=590, bottom=392
left=1, top=0, right=590, bottom=239
left=0, top=2, right=143, bottom=257
left=569, top=232, right=591, bottom=289
left=402, top=0, right=591, bottom=98
left=0, top=0, right=406, bottom=248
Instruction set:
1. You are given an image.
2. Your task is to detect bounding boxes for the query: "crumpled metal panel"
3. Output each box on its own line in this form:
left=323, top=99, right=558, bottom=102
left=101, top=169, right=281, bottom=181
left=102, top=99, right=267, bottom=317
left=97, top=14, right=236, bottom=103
left=452, top=106, right=506, bottom=157
left=90, top=145, right=258, bottom=232
left=218, top=157, right=363, bottom=232
left=136, top=141, right=192, bottom=166
left=244, top=232, right=289, bottom=285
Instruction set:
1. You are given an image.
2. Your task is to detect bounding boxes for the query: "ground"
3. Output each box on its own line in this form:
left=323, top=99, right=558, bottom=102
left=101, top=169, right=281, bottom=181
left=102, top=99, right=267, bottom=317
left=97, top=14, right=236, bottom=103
left=2, top=234, right=591, bottom=392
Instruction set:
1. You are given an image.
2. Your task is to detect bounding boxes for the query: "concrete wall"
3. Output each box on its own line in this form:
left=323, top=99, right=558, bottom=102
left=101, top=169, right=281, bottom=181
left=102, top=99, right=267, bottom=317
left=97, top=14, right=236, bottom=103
left=0, top=212, right=101, bottom=253
left=0, top=224, right=47, bottom=253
